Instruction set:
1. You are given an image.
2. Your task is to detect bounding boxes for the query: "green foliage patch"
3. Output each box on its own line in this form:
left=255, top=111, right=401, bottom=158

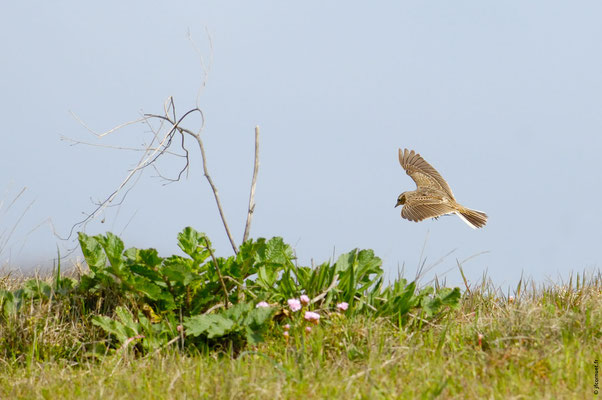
left=1, top=227, right=460, bottom=359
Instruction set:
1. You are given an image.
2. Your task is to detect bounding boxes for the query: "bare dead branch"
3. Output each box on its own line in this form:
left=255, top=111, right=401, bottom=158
left=203, top=237, right=230, bottom=309
left=187, top=27, right=214, bottom=108
left=145, top=109, right=239, bottom=254
left=64, top=119, right=176, bottom=239
left=192, top=124, right=239, bottom=254
left=69, top=111, right=148, bottom=138
left=195, top=135, right=238, bottom=253
left=59, top=135, right=182, bottom=156
left=67, top=74, right=240, bottom=259
left=242, top=126, right=260, bottom=243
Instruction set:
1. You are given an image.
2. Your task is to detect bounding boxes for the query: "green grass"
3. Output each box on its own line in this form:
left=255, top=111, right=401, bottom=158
left=1, top=271, right=600, bottom=399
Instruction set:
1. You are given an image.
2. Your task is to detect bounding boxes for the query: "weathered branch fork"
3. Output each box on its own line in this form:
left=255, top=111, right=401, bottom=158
left=66, top=97, right=261, bottom=254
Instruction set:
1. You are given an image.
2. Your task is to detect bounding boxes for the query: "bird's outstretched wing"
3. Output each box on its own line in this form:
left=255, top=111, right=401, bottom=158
left=398, top=148, right=455, bottom=199
left=401, top=201, right=456, bottom=223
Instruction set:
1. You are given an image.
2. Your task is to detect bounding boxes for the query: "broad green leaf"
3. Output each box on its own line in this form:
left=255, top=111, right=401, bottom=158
left=0, top=290, right=17, bottom=317
left=421, top=296, right=443, bottom=317
left=437, top=287, right=461, bottom=307
left=22, top=279, right=52, bottom=300
left=129, top=264, right=164, bottom=283
left=131, top=276, right=163, bottom=300
left=184, top=314, right=235, bottom=338
left=394, top=281, right=417, bottom=317
left=139, top=248, right=163, bottom=268
left=243, top=306, right=274, bottom=329
left=178, top=227, right=210, bottom=260
left=420, top=287, right=460, bottom=317
left=257, top=266, right=277, bottom=288
left=78, top=232, right=107, bottom=271
left=258, top=237, right=294, bottom=265
left=123, top=247, right=139, bottom=261
left=156, top=291, right=177, bottom=311
left=115, top=306, right=138, bottom=330
left=245, top=326, right=264, bottom=345
left=91, top=311, right=138, bottom=345
left=96, top=232, right=125, bottom=269
left=162, top=262, right=194, bottom=286
left=223, top=302, right=252, bottom=324
left=56, top=277, right=76, bottom=293
left=237, top=238, right=265, bottom=270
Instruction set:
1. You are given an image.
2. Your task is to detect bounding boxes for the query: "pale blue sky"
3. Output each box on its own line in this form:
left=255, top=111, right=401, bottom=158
left=1, top=1, right=601, bottom=288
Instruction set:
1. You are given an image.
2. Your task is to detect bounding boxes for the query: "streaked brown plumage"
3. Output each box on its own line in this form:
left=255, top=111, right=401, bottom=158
left=395, top=148, right=487, bottom=229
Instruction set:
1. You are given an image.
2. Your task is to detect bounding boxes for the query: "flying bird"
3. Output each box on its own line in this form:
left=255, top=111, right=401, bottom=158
left=395, top=148, right=487, bottom=229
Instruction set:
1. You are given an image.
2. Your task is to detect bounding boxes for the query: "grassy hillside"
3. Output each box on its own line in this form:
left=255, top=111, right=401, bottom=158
left=0, top=229, right=599, bottom=398
left=1, top=272, right=599, bottom=399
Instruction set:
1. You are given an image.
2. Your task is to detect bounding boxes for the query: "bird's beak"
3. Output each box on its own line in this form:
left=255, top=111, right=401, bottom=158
left=394, top=202, right=400, bottom=208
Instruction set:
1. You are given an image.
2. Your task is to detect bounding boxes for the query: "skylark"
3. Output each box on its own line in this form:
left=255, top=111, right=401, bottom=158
left=395, top=148, right=487, bottom=229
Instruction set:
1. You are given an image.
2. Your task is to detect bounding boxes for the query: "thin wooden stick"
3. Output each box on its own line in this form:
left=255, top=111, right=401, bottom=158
left=242, top=126, right=260, bottom=243
left=192, top=128, right=239, bottom=254
left=203, top=237, right=230, bottom=309
left=144, top=111, right=239, bottom=254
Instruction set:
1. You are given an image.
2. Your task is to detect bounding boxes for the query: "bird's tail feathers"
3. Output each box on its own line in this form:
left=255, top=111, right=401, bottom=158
left=455, top=207, right=488, bottom=229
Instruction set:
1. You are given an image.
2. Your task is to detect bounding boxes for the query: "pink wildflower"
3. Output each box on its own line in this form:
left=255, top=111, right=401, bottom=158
left=508, top=296, right=515, bottom=304
left=305, top=326, right=312, bottom=334
left=300, top=294, right=310, bottom=306
left=336, top=302, right=349, bottom=311
left=304, top=311, right=320, bottom=324
left=256, top=301, right=270, bottom=308
left=288, top=298, right=302, bottom=312
left=283, top=324, right=291, bottom=331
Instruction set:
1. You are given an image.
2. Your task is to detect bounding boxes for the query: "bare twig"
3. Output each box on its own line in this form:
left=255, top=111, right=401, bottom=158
left=187, top=27, right=214, bottom=108
left=191, top=125, right=238, bottom=254
left=203, top=302, right=226, bottom=314
left=69, top=111, right=147, bottom=138
left=242, top=126, right=260, bottom=243
left=67, top=70, right=242, bottom=258
left=145, top=110, right=239, bottom=254
left=64, top=119, right=175, bottom=240
left=59, top=135, right=182, bottom=156
left=203, top=236, right=230, bottom=309
left=310, top=274, right=339, bottom=304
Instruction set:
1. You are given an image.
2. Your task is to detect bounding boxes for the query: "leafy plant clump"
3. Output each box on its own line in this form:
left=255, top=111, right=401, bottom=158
left=0, top=227, right=461, bottom=359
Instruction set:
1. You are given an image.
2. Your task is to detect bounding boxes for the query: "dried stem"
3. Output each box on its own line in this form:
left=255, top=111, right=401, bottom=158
left=67, top=93, right=242, bottom=257
left=145, top=110, right=239, bottom=254
left=159, top=111, right=245, bottom=254
left=242, top=126, right=260, bottom=243
left=203, top=237, right=230, bottom=309
left=191, top=127, right=239, bottom=254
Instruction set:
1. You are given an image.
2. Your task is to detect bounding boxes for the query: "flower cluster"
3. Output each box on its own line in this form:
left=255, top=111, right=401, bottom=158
left=281, top=296, right=350, bottom=341
left=284, top=294, right=320, bottom=337
left=287, top=298, right=302, bottom=312
left=304, top=311, right=320, bottom=324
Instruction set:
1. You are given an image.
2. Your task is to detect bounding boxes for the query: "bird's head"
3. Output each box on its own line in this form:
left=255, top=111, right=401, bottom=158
left=395, top=192, right=407, bottom=208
